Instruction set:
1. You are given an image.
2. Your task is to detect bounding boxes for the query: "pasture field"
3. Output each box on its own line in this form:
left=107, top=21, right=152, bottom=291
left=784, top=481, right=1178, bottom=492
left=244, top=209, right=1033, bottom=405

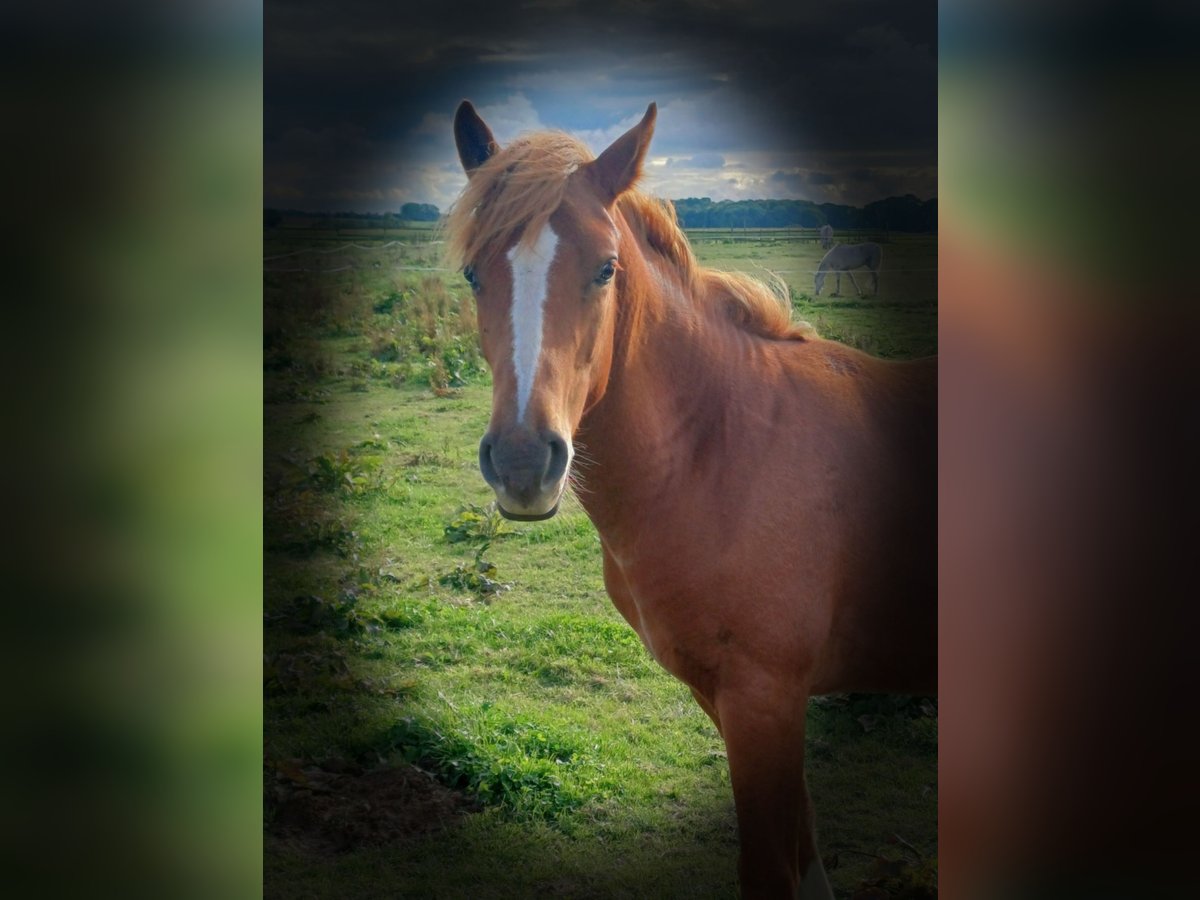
left=264, top=227, right=937, bottom=898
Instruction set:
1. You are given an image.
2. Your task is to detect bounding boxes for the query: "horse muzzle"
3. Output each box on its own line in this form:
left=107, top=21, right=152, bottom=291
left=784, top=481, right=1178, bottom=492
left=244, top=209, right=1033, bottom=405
left=478, top=427, right=571, bottom=520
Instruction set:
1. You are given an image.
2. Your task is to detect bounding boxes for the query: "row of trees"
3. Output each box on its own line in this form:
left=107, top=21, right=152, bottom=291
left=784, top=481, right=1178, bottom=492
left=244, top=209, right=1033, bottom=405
left=671, top=195, right=937, bottom=232
left=264, top=206, right=438, bottom=229
left=265, top=195, right=937, bottom=233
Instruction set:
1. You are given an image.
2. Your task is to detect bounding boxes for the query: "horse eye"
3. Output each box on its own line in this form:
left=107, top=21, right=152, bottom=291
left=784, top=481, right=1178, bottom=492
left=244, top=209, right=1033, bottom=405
left=463, top=266, right=479, bottom=291
left=595, top=260, right=617, bottom=285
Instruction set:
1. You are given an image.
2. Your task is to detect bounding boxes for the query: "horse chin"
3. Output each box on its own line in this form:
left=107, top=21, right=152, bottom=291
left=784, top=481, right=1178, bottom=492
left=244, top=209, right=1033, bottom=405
left=497, top=500, right=560, bottom=522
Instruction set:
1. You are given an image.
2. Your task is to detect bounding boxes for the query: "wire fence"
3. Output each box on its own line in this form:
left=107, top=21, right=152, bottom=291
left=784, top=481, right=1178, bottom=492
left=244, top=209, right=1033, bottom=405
left=263, top=239, right=937, bottom=276
left=263, top=237, right=451, bottom=273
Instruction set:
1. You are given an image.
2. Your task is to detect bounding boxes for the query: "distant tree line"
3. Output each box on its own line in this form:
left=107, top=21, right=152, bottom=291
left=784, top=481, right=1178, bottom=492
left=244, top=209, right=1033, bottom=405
left=264, top=207, right=440, bottom=229
left=671, top=195, right=937, bottom=232
left=399, top=202, right=439, bottom=221
left=264, top=194, right=936, bottom=232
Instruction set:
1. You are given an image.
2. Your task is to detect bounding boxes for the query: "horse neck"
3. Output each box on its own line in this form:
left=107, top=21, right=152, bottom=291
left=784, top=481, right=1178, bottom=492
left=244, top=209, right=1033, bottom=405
left=573, top=233, right=741, bottom=550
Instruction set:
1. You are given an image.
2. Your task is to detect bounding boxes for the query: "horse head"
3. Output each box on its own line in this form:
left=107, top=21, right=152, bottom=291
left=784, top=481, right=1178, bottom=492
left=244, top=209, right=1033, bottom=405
left=450, top=100, right=657, bottom=520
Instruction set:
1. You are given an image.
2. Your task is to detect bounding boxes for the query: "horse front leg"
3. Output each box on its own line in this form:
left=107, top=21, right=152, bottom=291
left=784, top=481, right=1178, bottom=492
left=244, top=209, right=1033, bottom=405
left=716, top=683, right=832, bottom=900
left=689, top=686, right=722, bottom=737
left=847, top=270, right=863, bottom=297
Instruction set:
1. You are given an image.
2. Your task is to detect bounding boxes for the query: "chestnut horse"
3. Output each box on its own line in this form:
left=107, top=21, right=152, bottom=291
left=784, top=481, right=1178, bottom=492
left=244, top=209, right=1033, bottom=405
left=448, top=101, right=936, bottom=899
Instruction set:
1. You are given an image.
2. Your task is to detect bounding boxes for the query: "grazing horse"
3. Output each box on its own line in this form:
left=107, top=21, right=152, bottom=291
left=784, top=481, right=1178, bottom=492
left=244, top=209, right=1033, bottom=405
left=814, top=242, right=882, bottom=297
left=448, top=100, right=936, bottom=899
left=819, top=223, right=833, bottom=250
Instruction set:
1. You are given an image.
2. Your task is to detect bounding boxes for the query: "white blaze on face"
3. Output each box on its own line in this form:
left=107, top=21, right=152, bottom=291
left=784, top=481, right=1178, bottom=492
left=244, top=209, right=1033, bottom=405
left=506, top=224, right=559, bottom=422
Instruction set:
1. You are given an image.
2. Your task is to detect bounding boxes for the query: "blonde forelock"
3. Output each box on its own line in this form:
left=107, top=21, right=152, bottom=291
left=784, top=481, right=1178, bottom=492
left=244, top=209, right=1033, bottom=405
left=445, top=132, right=594, bottom=269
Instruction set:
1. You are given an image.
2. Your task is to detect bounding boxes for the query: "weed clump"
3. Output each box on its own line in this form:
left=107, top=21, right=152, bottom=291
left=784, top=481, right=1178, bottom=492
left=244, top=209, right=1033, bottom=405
left=438, top=543, right=511, bottom=600
left=364, top=276, right=485, bottom=392
left=443, top=503, right=512, bottom=545
left=438, top=504, right=514, bottom=600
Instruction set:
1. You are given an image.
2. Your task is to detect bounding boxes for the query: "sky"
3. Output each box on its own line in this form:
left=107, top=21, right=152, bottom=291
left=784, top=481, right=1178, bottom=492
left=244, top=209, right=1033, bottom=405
left=265, top=1, right=936, bottom=213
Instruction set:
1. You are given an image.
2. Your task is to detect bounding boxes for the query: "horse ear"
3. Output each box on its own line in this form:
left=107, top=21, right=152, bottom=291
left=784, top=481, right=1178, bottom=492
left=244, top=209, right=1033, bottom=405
left=587, top=102, right=657, bottom=203
left=455, top=100, right=499, bottom=175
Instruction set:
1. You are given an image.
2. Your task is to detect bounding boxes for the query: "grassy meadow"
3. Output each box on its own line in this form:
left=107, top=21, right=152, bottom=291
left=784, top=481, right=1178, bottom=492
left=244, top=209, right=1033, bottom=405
left=264, top=226, right=937, bottom=898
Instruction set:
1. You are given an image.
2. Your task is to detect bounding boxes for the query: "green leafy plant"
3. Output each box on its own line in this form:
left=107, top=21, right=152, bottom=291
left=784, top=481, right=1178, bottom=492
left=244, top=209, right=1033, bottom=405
left=269, top=592, right=381, bottom=639
left=373, top=288, right=407, bottom=315
left=443, top=502, right=512, bottom=545
left=282, top=518, right=361, bottom=559
left=306, top=449, right=389, bottom=495
left=438, top=543, right=511, bottom=600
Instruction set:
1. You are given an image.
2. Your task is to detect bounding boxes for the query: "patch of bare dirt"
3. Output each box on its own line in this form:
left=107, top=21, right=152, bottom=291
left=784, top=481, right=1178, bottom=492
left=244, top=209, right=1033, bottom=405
left=266, top=758, right=477, bottom=856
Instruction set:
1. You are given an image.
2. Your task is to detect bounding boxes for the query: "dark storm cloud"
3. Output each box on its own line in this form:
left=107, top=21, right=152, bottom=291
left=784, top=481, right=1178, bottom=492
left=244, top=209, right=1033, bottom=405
left=265, top=0, right=934, bottom=209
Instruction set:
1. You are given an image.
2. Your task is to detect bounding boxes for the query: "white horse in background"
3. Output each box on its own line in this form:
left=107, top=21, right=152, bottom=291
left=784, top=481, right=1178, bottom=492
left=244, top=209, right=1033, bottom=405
left=814, top=242, right=882, bottom=297
left=819, top=223, right=833, bottom=250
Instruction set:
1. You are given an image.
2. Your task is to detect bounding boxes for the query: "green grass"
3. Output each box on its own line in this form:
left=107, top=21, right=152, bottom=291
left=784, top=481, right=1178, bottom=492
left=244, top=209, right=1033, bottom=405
left=264, top=229, right=937, bottom=898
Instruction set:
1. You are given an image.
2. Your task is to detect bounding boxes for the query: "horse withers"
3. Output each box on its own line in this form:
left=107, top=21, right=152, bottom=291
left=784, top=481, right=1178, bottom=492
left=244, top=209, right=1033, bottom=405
left=447, top=100, right=935, bottom=899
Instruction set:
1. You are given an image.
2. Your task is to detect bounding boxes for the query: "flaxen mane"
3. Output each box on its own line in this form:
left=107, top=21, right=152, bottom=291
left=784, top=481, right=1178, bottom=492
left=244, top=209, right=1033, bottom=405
left=618, top=192, right=814, bottom=341
left=444, top=131, right=813, bottom=342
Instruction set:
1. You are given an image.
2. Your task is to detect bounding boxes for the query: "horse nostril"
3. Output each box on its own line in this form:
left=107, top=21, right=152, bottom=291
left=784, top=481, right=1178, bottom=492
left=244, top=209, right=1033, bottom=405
left=544, top=434, right=569, bottom=487
left=479, top=435, right=500, bottom=486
